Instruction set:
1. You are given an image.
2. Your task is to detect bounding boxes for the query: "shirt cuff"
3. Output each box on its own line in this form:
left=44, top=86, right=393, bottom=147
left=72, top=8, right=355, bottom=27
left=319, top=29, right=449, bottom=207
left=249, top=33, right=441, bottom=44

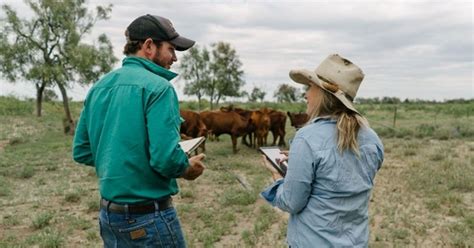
left=260, top=178, right=284, bottom=205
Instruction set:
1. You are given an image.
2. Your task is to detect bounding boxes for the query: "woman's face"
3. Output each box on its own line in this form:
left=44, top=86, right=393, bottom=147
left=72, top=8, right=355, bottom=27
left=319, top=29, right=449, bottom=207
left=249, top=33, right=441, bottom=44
left=305, top=84, right=321, bottom=115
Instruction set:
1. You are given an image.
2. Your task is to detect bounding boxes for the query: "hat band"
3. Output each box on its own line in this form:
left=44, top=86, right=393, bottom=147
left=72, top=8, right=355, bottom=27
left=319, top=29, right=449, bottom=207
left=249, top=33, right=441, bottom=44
left=317, top=75, right=354, bottom=102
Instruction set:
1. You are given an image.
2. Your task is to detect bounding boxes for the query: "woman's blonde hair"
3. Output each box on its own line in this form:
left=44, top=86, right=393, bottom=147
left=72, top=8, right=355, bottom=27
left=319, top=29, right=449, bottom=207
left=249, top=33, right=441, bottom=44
left=307, top=85, right=368, bottom=155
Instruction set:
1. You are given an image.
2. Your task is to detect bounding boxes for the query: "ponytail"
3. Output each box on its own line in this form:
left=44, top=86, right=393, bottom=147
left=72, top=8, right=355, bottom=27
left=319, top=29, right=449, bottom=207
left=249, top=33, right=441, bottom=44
left=307, top=86, right=369, bottom=155
left=336, top=112, right=368, bottom=156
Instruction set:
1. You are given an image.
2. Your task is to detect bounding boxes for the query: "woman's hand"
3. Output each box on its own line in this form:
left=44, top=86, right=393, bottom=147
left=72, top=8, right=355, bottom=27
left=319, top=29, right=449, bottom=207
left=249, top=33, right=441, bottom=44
left=276, top=150, right=289, bottom=165
left=261, top=155, right=283, bottom=181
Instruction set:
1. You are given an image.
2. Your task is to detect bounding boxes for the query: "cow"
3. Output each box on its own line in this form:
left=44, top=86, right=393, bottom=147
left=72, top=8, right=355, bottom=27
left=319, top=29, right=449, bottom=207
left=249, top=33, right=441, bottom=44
left=220, top=105, right=254, bottom=147
left=287, top=111, right=309, bottom=129
left=199, top=110, right=250, bottom=153
left=180, top=110, right=208, bottom=152
left=250, top=108, right=271, bottom=148
left=268, top=110, right=287, bottom=146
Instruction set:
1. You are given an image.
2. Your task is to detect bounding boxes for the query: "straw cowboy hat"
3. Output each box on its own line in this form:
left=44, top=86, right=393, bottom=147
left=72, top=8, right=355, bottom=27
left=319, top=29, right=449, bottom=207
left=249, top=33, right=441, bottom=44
left=289, top=54, right=364, bottom=114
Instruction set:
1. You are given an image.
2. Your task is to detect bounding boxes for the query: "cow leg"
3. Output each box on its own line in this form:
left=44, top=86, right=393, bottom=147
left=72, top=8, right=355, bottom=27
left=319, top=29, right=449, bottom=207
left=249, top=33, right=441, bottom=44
left=271, top=131, right=277, bottom=146
left=232, top=135, right=238, bottom=153
left=252, top=132, right=257, bottom=148
left=199, top=141, right=206, bottom=152
left=278, top=129, right=286, bottom=147
left=242, top=133, right=251, bottom=147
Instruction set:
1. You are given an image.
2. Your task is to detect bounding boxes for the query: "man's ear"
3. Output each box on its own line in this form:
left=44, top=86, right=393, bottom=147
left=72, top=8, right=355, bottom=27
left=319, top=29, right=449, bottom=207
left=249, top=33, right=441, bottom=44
left=142, top=38, right=155, bottom=55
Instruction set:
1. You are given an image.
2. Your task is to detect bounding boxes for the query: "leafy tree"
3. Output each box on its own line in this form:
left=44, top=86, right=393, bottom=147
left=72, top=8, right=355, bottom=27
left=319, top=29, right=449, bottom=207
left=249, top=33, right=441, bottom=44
left=0, top=0, right=117, bottom=134
left=209, top=42, right=244, bottom=109
left=274, top=83, right=300, bottom=103
left=248, top=86, right=266, bottom=102
left=179, top=45, right=211, bottom=111
left=179, top=41, right=245, bottom=109
left=43, top=88, right=58, bottom=102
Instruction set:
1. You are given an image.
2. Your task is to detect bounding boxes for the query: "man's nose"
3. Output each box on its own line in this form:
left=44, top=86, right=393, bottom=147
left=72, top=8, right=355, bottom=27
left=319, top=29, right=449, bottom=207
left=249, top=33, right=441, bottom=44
left=172, top=51, right=177, bottom=62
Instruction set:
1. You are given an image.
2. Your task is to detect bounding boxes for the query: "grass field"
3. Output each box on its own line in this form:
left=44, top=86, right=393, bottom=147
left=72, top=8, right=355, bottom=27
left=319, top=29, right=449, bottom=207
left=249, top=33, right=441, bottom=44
left=0, top=96, right=473, bottom=247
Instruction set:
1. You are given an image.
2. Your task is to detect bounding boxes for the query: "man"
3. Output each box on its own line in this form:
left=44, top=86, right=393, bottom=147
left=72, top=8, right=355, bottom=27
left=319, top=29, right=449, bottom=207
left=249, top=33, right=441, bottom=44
left=73, top=14, right=205, bottom=247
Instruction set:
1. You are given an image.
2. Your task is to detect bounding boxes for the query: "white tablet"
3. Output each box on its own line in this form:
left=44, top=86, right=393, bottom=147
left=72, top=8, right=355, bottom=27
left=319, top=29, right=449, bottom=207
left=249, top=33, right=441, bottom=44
left=179, top=137, right=205, bottom=156
left=259, top=146, right=288, bottom=177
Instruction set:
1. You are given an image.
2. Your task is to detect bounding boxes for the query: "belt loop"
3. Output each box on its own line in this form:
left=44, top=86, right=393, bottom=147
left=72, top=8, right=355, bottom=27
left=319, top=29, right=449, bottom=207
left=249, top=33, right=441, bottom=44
left=154, top=201, right=159, bottom=216
left=124, top=204, right=130, bottom=220
left=106, top=199, right=111, bottom=211
left=105, top=199, right=111, bottom=225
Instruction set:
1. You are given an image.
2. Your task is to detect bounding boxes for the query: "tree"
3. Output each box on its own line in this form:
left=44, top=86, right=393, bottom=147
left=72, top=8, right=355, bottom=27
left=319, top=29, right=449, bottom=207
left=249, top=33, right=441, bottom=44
left=274, top=83, right=300, bottom=103
left=179, top=41, right=245, bottom=109
left=179, top=45, right=211, bottom=111
left=248, top=86, right=266, bottom=102
left=209, top=42, right=244, bottom=109
left=43, top=88, right=58, bottom=102
left=0, top=0, right=117, bottom=134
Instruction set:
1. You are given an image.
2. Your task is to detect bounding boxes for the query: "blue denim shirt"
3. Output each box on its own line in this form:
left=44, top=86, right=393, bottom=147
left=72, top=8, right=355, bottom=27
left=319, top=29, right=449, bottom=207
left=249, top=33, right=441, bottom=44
left=261, top=117, right=384, bottom=248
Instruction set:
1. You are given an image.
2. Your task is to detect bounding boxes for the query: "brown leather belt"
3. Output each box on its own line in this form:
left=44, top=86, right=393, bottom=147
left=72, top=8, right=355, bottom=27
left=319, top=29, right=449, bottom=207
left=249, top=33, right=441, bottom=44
left=101, top=197, right=173, bottom=214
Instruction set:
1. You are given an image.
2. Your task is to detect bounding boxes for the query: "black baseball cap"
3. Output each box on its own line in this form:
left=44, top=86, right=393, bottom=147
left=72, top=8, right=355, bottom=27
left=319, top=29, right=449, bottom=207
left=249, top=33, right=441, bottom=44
left=126, top=14, right=195, bottom=51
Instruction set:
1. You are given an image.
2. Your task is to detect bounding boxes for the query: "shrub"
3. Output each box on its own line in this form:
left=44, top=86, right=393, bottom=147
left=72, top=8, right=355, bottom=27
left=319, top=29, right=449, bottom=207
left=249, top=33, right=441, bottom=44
left=17, top=166, right=35, bottom=179
left=32, top=212, right=53, bottom=229
left=415, top=124, right=437, bottom=138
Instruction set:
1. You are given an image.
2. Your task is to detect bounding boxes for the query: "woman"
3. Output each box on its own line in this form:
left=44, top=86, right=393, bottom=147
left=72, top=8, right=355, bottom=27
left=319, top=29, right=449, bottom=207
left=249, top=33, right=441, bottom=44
left=261, top=54, right=384, bottom=247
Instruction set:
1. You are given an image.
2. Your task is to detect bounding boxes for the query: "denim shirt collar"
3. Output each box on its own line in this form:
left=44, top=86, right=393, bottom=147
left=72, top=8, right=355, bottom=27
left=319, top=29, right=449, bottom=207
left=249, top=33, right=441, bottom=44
left=309, top=115, right=335, bottom=124
left=122, top=56, right=178, bottom=81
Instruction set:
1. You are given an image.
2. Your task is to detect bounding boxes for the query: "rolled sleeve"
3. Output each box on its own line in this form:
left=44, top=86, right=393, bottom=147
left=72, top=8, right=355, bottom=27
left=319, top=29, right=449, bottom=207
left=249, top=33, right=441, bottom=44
left=261, top=136, right=315, bottom=214
left=261, top=179, right=284, bottom=204
left=146, top=86, right=189, bottom=178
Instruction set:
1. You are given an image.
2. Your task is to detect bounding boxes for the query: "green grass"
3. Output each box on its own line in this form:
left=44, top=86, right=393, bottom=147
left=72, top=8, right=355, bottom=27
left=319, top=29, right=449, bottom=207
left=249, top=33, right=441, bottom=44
left=0, top=96, right=473, bottom=247
left=32, top=212, right=54, bottom=230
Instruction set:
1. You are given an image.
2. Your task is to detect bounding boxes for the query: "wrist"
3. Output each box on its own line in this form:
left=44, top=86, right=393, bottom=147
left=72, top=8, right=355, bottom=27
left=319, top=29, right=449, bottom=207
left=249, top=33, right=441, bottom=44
left=272, top=173, right=283, bottom=181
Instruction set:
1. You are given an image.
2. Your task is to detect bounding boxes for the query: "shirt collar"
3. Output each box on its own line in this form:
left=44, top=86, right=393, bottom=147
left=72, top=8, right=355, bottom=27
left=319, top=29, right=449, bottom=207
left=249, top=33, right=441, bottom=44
left=122, top=56, right=178, bottom=81
left=309, top=115, right=334, bottom=124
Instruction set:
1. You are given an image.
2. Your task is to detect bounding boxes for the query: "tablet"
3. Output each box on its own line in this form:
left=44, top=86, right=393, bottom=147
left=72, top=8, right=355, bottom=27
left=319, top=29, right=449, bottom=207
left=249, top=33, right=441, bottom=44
left=259, top=146, right=288, bottom=177
left=179, top=137, right=205, bottom=156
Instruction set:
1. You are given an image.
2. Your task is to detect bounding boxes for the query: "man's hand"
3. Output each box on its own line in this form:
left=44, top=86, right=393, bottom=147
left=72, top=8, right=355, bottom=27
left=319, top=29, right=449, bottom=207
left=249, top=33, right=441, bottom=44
left=181, top=153, right=206, bottom=180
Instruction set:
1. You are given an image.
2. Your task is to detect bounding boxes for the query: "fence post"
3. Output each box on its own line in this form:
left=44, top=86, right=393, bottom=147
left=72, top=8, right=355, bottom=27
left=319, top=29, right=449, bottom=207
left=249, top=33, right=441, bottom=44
left=393, top=105, right=397, bottom=128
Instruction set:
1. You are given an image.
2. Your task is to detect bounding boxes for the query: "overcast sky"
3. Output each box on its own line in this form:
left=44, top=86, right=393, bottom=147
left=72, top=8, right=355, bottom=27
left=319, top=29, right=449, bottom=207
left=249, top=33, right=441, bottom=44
left=1, top=0, right=472, bottom=101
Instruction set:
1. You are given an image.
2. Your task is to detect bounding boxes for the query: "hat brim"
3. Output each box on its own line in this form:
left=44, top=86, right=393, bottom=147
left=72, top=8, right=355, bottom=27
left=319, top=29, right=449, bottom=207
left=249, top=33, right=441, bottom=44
left=170, top=35, right=195, bottom=51
left=289, top=69, right=360, bottom=114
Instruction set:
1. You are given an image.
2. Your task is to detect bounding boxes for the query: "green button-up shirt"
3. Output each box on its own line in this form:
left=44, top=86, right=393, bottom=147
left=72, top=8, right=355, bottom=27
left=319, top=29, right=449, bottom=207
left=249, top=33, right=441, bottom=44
left=73, top=56, right=189, bottom=203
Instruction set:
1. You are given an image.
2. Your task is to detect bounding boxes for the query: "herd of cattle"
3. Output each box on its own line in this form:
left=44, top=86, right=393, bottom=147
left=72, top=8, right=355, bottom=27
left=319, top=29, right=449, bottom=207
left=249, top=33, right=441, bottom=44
left=180, top=106, right=310, bottom=153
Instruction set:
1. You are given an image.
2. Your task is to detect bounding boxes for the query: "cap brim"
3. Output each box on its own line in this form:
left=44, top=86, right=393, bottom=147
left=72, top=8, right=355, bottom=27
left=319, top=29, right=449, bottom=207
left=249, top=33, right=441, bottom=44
left=289, top=69, right=360, bottom=114
left=170, top=35, right=195, bottom=51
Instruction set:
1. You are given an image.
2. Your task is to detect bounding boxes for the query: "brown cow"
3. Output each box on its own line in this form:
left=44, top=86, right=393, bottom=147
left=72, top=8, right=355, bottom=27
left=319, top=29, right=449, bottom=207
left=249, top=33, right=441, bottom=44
left=180, top=110, right=208, bottom=152
left=200, top=110, right=249, bottom=153
left=220, top=105, right=254, bottom=147
left=268, top=110, right=287, bottom=146
left=250, top=108, right=271, bottom=148
left=287, top=111, right=309, bottom=129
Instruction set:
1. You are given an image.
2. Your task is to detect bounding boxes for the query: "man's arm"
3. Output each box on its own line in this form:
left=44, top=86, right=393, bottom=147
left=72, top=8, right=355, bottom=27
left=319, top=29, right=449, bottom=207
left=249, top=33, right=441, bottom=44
left=146, top=86, right=189, bottom=178
left=72, top=106, right=94, bottom=166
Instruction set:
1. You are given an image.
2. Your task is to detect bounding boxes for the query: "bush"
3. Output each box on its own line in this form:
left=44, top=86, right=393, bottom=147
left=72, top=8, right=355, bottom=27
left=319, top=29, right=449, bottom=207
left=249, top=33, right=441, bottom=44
left=415, top=124, right=437, bottom=138
left=32, top=212, right=53, bottom=229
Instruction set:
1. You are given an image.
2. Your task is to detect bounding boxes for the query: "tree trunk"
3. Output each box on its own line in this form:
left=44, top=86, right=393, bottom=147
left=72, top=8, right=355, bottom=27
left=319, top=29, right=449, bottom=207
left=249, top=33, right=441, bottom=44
left=209, top=97, right=214, bottom=110
left=216, top=94, right=222, bottom=108
left=197, top=95, right=201, bottom=112
left=35, top=82, right=46, bottom=117
left=57, top=82, right=75, bottom=135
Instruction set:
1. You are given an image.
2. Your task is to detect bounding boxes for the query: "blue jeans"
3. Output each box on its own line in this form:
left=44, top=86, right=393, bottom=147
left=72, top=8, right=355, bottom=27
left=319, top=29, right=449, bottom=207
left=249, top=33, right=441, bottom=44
left=99, top=205, right=186, bottom=247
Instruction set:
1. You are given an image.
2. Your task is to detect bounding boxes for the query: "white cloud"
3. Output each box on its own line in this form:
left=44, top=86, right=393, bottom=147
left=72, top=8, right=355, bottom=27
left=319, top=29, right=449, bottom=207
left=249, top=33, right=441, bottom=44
left=1, top=0, right=472, bottom=101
